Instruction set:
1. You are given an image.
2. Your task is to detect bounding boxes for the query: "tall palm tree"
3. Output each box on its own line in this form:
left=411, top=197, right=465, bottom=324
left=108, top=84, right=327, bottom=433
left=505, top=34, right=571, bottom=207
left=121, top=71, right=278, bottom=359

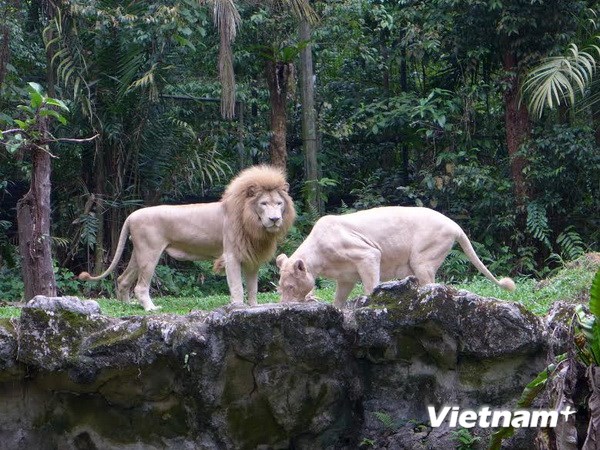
left=202, top=0, right=318, bottom=168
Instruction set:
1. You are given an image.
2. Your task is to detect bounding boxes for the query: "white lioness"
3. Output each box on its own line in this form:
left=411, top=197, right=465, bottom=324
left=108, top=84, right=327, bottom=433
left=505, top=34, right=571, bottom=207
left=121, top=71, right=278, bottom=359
left=276, top=206, right=515, bottom=307
left=79, top=165, right=296, bottom=311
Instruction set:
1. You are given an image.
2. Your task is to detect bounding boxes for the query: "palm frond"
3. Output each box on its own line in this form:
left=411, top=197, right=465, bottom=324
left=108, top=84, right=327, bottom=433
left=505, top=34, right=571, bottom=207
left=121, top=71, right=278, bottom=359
left=212, top=0, right=241, bottom=42
left=127, top=63, right=159, bottom=102
left=45, top=9, right=94, bottom=120
left=523, top=43, right=600, bottom=118
left=272, top=0, right=319, bottom=24
left=202, top=0, right=241, bottom=119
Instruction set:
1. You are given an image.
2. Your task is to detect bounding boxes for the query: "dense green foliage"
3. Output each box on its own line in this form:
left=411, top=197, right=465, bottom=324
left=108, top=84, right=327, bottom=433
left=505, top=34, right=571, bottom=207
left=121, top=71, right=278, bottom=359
left=0, top=0, right=599, bottom=304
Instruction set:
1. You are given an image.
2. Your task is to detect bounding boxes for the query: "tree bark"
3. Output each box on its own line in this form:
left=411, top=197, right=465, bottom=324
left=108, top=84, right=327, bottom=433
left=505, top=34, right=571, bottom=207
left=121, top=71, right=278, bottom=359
left=400, top=47, right=409, bottom=186
left=93, top=139, right=105, bottom=274
left=591, top=83, right=600, bottom=146
left=16, top=0, right=58, bottom=300
left=266, top=59, right=292, bottom=169
left=0, top=20, right=9, bottom=92
left=236, top=101, right=246, bottom=170
left=17, top=143, right=56, bottom=300
left=502, top=50, right=530, bottom=207
left=299, top=20, right=320, bottom=213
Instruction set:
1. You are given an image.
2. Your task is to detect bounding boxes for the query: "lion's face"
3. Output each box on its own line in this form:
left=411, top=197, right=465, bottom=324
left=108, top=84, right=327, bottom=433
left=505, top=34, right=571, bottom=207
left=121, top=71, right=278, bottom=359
left=253, top=190, right=287, bottom=233
left=276, top=254, right=315, bottom=302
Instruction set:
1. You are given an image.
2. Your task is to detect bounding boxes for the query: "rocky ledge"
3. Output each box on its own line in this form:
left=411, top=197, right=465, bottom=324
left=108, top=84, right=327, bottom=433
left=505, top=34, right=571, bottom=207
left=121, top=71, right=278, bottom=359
left=0, top=277, right=567, bottom=449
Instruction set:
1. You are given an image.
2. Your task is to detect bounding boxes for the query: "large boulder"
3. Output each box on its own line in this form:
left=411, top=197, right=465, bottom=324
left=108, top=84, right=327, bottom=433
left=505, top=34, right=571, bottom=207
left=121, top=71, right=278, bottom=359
left=353, top=278, right=547, bottom=448
left=0, top=281, right=558, bottom=449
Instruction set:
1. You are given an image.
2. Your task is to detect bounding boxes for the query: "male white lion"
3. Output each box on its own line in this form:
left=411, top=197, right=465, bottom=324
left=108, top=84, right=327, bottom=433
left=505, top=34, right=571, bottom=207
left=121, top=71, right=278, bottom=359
left=276, top=206, right=515, bottom=307
left=79, top=165, right=296, bottom=311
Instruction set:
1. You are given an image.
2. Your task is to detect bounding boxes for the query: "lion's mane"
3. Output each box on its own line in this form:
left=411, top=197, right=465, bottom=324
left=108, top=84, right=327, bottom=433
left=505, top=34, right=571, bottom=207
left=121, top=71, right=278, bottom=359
left=219, top=165, right=296, bottom=268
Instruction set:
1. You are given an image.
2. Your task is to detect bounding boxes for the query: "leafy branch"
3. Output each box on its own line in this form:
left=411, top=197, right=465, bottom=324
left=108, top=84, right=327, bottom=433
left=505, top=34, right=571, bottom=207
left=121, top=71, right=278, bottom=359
left=0, top=82, right=97, bottom=155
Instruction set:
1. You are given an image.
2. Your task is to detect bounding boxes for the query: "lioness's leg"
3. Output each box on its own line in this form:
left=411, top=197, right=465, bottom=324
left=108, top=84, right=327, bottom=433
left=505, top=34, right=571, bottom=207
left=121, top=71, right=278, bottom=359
left=132, top=248, right=163, bottom=311
left=245, top=268, right=259, bottom=306
left=224, top=253, right=244, bottom=304
left=411, top=266, right=436, bottom=285
left=355, top=250, right=381, bottom=295
left=334, top=281, right=355, bottom=308
left=116, top=255, right=139, bottom=303
left=410, top=241, right=454, bottom=285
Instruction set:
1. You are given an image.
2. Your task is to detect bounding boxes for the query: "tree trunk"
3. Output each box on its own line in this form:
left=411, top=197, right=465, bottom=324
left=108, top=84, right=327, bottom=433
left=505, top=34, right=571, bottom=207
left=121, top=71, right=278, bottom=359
left=502, top=50, right=530, bottom=207
left=400, top=47, right=409, bottom=186
left=93, top=139, right=105, bottom=274
left=380, top=30, right=390, bottom=92
left=236, top=101, right=246, bottom=170
left=17, top=143, right=56, bottom=300
left=299, top=20, right=320, bottom=213
left=16, top=0, right=59, bottom=300
left=0, top=19, right=9, bottom=91
left=266, top=59, right=292, bottom=169
left=591, top=83, right=600, bottom=146
left=106, top=138, right=125, bottom=256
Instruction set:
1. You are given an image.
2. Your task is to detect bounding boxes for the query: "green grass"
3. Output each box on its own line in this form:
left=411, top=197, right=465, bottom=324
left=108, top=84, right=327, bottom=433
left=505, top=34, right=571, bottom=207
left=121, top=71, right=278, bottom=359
left=1, top=254, right=597, bottom=319
left=95, top=291, right=283, bottom=316
left=0, top=305, right=22, bottom=319
left=453, top=255, right=597, bottom=315
left=0, top=286, right=339, bottom=318
left=94, top=288, right=344, bottom=317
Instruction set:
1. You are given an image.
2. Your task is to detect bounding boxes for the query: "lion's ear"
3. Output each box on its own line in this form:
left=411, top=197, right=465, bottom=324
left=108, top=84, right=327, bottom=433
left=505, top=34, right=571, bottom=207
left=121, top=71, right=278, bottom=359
left=294, top=259, right=306, bottom=273
left=276, top=254, right=288, bottom=268
left=246, top=184, right=256, bottom=198
left=282, top=182, right=290, bottom=192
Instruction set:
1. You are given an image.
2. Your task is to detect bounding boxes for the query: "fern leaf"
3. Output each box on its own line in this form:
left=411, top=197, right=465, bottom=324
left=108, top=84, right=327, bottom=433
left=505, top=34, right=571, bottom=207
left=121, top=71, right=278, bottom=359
left=526, top=202, right=552, bottom=250
left=373, top=411, right=397, bottom=430
left=557, top=226, right=585, bottom=261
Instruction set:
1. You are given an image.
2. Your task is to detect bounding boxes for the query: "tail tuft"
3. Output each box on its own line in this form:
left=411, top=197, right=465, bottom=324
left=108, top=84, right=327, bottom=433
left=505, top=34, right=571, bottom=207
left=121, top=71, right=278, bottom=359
left=78, top=271, right=91, bottom=281
left=498, top=277, right=516, bottom=292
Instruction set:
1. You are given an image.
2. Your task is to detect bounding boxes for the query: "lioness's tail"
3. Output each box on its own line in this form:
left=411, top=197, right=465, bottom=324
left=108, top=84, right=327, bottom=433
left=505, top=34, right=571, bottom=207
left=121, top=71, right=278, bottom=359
left=456, top=231, right=516, bottom=291
left=78, top=218, right=131, bottom=281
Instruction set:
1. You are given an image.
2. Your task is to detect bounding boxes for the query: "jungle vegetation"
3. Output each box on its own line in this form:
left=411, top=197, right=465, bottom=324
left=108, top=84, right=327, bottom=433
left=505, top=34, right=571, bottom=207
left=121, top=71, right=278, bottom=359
left=0, top=0, right=599, bottom=305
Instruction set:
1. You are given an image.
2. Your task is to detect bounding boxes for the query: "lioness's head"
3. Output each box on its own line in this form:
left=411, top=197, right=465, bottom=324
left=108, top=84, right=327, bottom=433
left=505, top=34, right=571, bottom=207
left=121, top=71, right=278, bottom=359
left=276, top=254, right=315, bottom=303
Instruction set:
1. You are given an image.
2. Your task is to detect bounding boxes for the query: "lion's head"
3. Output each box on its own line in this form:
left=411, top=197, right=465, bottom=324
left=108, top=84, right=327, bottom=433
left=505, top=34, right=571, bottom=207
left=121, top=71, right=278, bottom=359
left=221, top=165, right=296, bottom=266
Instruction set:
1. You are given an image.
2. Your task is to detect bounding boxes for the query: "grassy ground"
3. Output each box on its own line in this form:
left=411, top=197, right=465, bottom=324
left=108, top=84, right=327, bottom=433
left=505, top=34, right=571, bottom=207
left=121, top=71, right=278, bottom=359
left=1, top=254, right=597, bottom=319
left=0, top=304, right=22, bottom=318
left=452, top=253, right=598, bottom=315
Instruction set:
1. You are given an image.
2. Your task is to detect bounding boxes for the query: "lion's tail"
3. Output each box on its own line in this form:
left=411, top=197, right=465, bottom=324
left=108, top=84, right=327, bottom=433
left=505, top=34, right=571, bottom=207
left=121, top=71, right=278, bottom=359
left=456, top=230, right=516, bottom=291
left=78, top=217, right=131, bottom=282
left=213, top=255, right=226, bottom=274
